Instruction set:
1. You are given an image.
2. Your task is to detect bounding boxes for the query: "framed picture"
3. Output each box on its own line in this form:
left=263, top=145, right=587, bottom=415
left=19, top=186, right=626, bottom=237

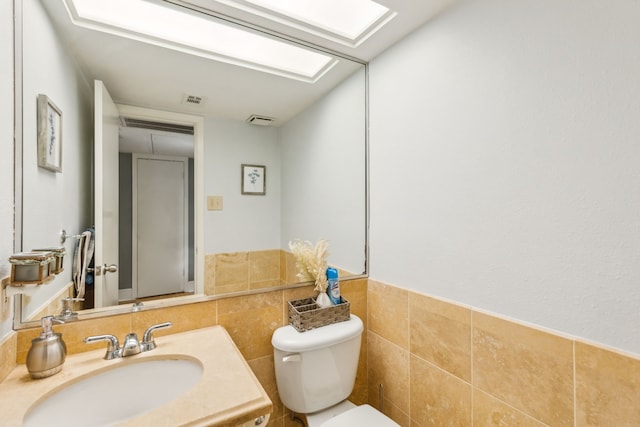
left=241, top=164, right=266, bottom=195
left=37, top=94, right=63, bottom=173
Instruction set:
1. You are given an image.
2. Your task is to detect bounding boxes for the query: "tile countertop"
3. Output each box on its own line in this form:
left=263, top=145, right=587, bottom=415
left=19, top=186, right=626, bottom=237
left=0, top=325, right=272, bottom=426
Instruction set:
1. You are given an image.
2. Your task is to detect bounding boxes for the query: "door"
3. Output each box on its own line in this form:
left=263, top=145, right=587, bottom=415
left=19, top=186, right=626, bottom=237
left=94, top=80, right=120, bottom=308
left=133, top=155, right=188, bottom=298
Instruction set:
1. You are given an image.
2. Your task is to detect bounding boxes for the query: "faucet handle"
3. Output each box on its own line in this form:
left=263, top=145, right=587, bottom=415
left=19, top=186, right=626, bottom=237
left=141, top=322, right=172, bottom=352
left=84, top=334, right=121, bottom=360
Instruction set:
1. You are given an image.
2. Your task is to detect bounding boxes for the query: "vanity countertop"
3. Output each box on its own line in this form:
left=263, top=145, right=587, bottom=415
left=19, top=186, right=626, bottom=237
left=0, top=325, right=272, bottom=426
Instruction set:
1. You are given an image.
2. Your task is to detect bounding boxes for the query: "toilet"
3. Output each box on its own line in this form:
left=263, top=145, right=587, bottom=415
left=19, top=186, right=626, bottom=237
left=272, top=314, right=399, bottom=427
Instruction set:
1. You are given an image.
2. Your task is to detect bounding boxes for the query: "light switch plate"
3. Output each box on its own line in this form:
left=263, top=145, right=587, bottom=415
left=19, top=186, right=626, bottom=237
left=207, top=196, right=223, bottom=211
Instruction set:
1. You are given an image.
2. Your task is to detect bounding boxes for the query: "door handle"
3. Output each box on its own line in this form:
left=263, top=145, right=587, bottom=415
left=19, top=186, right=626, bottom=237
left=89, top=264, right=118, bottom=276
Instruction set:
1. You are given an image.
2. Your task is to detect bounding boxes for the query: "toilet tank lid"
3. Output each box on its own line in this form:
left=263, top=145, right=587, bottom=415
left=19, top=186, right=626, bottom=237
left=272, top=314, right=363, bottom=352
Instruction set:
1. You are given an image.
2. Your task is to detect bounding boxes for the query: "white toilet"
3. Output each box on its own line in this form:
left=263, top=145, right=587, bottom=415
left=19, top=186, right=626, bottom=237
left=272, top=314, right=399, bottom=427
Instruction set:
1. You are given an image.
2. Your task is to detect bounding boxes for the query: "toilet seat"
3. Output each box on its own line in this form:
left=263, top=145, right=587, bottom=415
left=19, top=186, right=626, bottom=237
left=320, top=404, right=399, bottom=427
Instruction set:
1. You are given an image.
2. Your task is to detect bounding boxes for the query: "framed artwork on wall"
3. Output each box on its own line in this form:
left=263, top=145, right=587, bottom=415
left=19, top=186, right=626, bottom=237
left=241, top=164, right=266, bottom=195
left=37, top=94, right=63, bottom=173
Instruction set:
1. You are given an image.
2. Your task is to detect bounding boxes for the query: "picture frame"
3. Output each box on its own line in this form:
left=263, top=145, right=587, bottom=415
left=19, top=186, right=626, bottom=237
left=241, top=164, right=266, bottom=195
left=37, top=94, right=63, bottom=173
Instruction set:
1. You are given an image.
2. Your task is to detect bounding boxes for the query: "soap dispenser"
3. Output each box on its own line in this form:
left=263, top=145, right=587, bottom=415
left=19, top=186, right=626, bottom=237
left=26, top=316, right=67, bottom=379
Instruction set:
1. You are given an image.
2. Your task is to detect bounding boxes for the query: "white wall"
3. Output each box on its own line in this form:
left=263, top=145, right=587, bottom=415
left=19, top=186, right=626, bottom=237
left=0, top=1, right=16, bottom=339
left=18, top=0, right=93, bottom=321
left=280, top=70, right=367, bottom=274
left=203, top=116, right=281, bottom=253
left=369, top=0, right=640, bottom=354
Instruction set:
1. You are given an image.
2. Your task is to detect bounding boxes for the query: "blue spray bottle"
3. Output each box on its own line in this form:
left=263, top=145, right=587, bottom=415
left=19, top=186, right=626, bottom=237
left=326, top=267, right=341, bottom=305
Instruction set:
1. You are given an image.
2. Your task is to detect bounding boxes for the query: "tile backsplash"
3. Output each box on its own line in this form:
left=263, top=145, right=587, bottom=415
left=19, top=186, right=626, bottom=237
left=11, top=278, right=368, bottom=427
left=4, top=277, right=640, bottom=427
left=204, top=249, right=298, bottom=295
left=367, top=279, right=640, bottom=427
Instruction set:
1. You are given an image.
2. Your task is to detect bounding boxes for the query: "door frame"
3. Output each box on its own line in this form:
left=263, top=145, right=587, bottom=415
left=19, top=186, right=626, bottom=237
left=116, top=104, right=205, bottom=297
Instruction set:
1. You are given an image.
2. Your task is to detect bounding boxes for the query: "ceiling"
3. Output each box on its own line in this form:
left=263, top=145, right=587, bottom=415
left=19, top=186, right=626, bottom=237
left=42, top=0, right=456, bottom=119
left=40, top=0, right=455, bottom=152
left=176, top=0, right=456, bottom=62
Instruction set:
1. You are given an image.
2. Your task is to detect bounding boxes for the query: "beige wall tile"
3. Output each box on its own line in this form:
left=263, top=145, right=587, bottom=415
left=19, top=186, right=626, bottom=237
left=409, top=292, right=471, bottom=382
left=342, top=278, right=368, bottom=328
left=250, top=279, right=283, bottom=291
left=0, top=333, right=17, bottom=382
left=368, top=280, right=409, bottom=350
left=17, top=314, right=133, bottom=363
left=204, top=254, right=216, bottom=295
left=349, top=333, right=368, bottom=406
left=214, top=252, right=249, bottom=288
left=250, top=250, right=281, bottom=284
left=410, top=354, right=471, bottom=427
left=473, top=388, right=546, bottom=427
left=368, top=331, right=410, bottom=415
left=473, top=311, right=574, bottom=426
left=281, top=251, right=299, bottom=284
left=218, top=291, right=283, bottom=360
left=132, top=299, right=217, bottom=336
left=576, top=341, right=640, bottom=427
left=212, top=282, right=250, bottom=295
left=249, top=355, right=286, bottom=421
left=266, top=416, right=282, bottom=427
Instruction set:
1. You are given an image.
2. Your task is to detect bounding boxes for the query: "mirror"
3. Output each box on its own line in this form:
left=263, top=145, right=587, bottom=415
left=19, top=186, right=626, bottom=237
left=15, top=0, right=367, bottom=327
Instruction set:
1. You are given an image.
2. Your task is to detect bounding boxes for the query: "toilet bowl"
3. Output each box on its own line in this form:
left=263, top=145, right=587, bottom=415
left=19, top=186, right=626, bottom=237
left=272, top=314, right=398, bottom=427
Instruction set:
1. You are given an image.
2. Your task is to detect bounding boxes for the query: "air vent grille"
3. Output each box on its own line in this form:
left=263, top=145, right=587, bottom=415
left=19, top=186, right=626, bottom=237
left=182, top=94, right=205, bottom=105
left=246, top=114, right=275, bottom=126
left=120, top=117, right=194, bottom=135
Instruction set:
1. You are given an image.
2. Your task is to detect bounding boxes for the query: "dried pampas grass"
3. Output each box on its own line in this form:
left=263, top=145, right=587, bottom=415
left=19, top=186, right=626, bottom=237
left=288, top=239, right=329, bottom=292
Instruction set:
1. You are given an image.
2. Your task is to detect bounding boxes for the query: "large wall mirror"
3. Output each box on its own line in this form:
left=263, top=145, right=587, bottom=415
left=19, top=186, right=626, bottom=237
left=14, top=0, right=367, bottom=328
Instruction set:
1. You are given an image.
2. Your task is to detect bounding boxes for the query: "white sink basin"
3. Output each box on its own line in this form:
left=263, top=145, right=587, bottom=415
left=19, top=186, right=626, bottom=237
left=23, top=357, right=203, bottom=427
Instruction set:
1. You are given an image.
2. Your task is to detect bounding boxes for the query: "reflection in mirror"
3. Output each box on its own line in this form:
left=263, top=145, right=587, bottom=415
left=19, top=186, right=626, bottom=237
left=15, top=0, right=367, bottom=328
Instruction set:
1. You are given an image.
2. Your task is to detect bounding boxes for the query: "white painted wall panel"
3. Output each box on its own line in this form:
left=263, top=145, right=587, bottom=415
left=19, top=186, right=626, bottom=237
left=369, top=0, right=640, bottom=354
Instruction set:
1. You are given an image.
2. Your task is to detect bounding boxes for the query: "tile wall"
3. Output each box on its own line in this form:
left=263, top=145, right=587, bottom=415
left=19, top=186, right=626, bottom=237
left=10, top=278, right=368, bottom=427
left=4, top=277, right=639, bottom=426
left=204, top=249, right=298, bottom=295
left=204, top=249, right=353, bottom=296
left=367, top=280, right=640, bottom=427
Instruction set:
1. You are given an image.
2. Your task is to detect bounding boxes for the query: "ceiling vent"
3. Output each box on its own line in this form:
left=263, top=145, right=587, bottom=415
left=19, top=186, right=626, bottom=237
left=246, top=114, right=275, bottom=126
left=120, top=117, right=194, bottom=135
left=182, top=94, right=205, bottom=106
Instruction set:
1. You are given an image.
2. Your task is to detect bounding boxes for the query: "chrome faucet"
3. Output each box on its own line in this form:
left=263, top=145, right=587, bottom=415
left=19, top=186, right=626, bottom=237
left=84, top=322, right=172, bottom=360
left=121, top=333, right=142, bottom=357
left=55, top=297, right=84, bottom=321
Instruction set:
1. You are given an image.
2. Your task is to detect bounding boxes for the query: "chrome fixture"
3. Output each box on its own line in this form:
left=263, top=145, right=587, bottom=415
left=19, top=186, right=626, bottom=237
left=87, top=263, right=118, bottom=276
left=121, top=333, right=142, bottom=357
left=55, top=297, right=84, bottom=320
left=141, top=322, right=172, bottom=352
left=84, top=334, right=121, bottom=360
left=84, top=322, right=173, bottom=360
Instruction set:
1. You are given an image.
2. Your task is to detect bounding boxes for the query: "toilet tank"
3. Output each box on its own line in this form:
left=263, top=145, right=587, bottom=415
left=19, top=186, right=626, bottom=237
left=272, top=314, right=363, bottom=414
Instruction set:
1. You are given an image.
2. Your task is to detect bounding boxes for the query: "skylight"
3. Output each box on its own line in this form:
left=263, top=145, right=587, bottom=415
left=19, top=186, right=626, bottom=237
left=62, top=0, right=337, bottom=83
left=211, top=0, right=397, bottom=47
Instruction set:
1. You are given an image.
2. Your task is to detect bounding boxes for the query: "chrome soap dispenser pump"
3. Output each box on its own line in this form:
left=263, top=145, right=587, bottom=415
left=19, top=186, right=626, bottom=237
left=26, top=316, right=67, bottom=379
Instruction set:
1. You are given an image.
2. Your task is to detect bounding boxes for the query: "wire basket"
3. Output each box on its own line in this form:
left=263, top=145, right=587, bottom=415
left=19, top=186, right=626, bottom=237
left=288, top=296, right=350, bottom=332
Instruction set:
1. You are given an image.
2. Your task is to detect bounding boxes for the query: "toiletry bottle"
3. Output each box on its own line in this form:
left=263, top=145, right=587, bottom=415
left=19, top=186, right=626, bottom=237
left=326, top=267, right=340, bottom=305
left=26, top=316, right=67, bottom=379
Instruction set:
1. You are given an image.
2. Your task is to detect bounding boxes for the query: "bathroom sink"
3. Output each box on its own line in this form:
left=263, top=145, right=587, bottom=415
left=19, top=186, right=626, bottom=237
left=23, top=357, right=203, bottom=427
